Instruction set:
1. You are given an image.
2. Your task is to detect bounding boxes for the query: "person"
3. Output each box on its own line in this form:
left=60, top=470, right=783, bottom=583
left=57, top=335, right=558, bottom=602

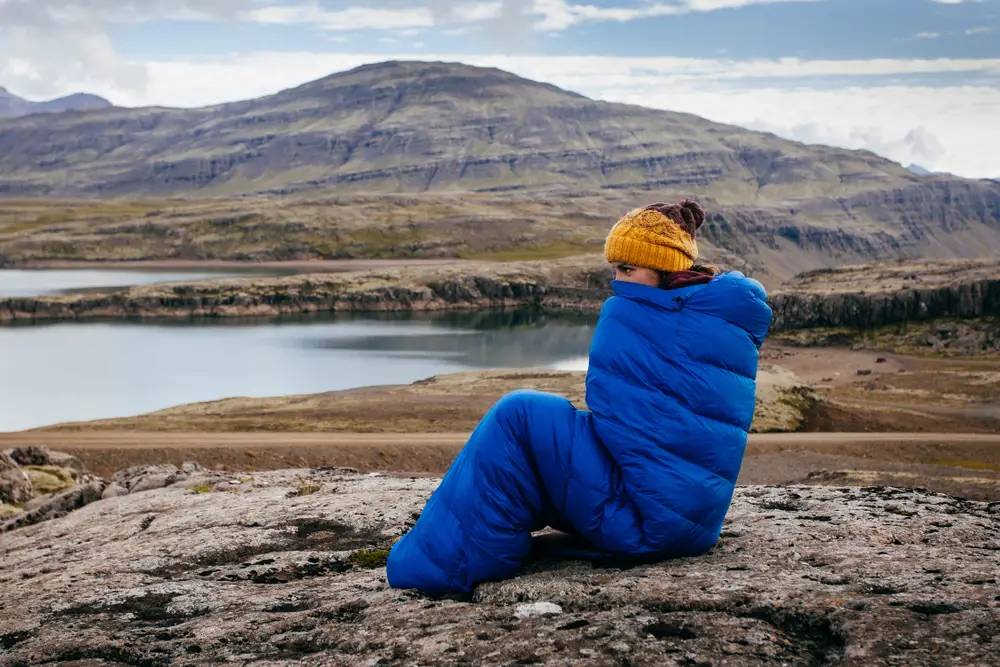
left=386, top=199, right=772, bottom=596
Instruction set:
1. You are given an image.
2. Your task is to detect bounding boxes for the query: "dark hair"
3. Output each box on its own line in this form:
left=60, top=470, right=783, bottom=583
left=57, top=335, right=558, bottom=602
left=657, top=263, right=720, bottom=289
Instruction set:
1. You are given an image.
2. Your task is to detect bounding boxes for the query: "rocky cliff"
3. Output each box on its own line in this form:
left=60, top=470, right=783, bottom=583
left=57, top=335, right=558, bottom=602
left=769, top=259, right=1000, bottom=331
left=1, top=466, right=997, bottom=666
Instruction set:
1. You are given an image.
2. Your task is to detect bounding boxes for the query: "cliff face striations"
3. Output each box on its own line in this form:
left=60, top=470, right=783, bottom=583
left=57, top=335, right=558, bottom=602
left=769, top=260, right=1000, bottom=331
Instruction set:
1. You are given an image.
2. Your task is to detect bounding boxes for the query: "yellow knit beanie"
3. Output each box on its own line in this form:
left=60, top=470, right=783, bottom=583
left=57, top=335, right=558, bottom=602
left=604, top=199, right=706, bottom=272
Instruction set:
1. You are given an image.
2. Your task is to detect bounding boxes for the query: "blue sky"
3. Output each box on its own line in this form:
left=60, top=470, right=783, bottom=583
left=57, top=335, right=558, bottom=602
left=1, top=0, right=998, bottom=177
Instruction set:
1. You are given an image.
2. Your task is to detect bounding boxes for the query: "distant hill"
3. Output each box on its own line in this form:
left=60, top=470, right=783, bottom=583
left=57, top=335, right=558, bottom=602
left=0, top=87, right=112, bottom=119
left=906, top=164, right=932, bottom=175
left=0, top=60, right=997, bottom=282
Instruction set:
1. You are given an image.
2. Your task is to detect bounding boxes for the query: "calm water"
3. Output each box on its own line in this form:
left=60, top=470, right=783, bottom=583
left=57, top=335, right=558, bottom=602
left=0, top=310, right=596, bottom=432
left=0, top=268, right=284, bottom=297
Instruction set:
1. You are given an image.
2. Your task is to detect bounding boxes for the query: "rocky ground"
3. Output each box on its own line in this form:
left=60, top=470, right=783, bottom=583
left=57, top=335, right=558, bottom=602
left=0, top=447, right=105, bottom=531
left=1, top=466, right=998, bottom=666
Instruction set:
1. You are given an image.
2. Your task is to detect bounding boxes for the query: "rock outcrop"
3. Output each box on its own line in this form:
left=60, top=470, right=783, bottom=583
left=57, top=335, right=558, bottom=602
left=0, top=468, right=997, bottom=666
left=0, top=452, right=33, bottom=506
left=770, top=259, right=1000, bottom=332
left=0, top=446, right=106, bottom=532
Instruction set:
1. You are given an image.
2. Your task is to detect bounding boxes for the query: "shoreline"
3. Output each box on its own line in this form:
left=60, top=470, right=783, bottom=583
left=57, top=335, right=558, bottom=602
left=1, top=345, right=997, bottom=499
left=5, top=257, right=488, bottom=272
left=1, top=256, right=997, bottom=335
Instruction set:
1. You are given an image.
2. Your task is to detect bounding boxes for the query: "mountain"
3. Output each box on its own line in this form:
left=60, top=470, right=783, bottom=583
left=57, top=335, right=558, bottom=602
left=0, top=60, right=998, bottom=282
left=906, top=163, right=932, bottom=175
left=0, top=87, right=112, bottom=119
left=0, top=60, right=951, bottom=197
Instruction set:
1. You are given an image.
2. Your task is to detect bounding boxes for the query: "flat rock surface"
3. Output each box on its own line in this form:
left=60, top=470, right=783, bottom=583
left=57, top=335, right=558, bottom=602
left=776, top=259, right=1000, bottom=295
left=1, top=469, right=998, bottom=666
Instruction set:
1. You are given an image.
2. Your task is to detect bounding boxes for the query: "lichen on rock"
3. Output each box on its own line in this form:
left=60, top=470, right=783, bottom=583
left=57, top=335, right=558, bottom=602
left=0, top=468, right=997, bottom=666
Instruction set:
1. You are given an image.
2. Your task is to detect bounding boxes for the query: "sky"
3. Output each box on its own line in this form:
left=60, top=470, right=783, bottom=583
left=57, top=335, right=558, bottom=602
left=0, top=0, right=998, bottom=178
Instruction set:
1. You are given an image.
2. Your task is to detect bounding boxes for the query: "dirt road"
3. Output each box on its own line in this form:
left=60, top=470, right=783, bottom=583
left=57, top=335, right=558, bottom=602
left=3, top=430, right=998, bottom=500
left=4, top=430, right=1000, bottom=450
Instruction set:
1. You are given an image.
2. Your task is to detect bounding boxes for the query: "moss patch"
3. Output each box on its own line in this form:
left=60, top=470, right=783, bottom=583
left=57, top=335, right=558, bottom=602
left=347, top=548, right=390, bottom=569
left=24, top=466, right=76, bottom=495
left=296, top=484, right=322, bottom=496
left=929, top=459, right=1000, bottom=472
left=191, top=484, right=214, bottom=494
left=0, top=503, right=22, bottom=516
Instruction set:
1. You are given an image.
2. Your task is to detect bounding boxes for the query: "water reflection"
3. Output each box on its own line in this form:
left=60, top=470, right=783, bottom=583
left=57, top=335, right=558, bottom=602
left=307, top=310, right=597, bottom=367
left=0, top=268, right=284, bottom=297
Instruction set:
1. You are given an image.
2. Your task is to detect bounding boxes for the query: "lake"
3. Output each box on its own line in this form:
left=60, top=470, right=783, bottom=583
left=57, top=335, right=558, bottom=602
left=0, top=268, right=282, bottom=297
left=0, top=309, right=595, bottom=432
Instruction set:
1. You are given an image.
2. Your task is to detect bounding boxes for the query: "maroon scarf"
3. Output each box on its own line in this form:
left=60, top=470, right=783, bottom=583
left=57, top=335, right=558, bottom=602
left=660, top=270, right=715, bottom=290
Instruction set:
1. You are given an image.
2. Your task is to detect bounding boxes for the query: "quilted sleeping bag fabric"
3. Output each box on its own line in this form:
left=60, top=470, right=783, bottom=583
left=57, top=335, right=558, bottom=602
left=386, top=272, right=773, bottom=595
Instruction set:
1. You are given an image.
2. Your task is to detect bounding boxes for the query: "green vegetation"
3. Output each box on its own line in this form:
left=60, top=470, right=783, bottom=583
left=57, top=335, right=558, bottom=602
left=929, top=459, right=1000, bottom=472
left=347, top=548, right=390, bottom=569
left=24, top=466, right=76, bottom=494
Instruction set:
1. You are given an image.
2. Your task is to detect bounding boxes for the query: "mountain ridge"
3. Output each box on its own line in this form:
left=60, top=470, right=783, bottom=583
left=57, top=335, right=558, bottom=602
left=0, top=87, right=113, bottom=119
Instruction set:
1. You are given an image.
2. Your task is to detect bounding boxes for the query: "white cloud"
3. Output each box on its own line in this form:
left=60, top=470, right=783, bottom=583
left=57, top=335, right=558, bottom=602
left=249, top=5, right=435, bottom=31
left=243, top=0, right=820, bottom=34
left=915, top=32, right=941, bottom=39
left=0, top=0, right=826, bottom=96
left=965, top=26, right=993, bottom=35
left=530, top=0, right=820, bottom=31
left=932, top=0, right=985, bottom=4
left=0, top=0, right=275, bottom=98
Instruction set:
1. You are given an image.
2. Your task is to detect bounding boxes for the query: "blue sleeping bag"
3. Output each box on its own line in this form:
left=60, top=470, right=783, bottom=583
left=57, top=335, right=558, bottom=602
left=386, top=272, right=773, bottom=595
